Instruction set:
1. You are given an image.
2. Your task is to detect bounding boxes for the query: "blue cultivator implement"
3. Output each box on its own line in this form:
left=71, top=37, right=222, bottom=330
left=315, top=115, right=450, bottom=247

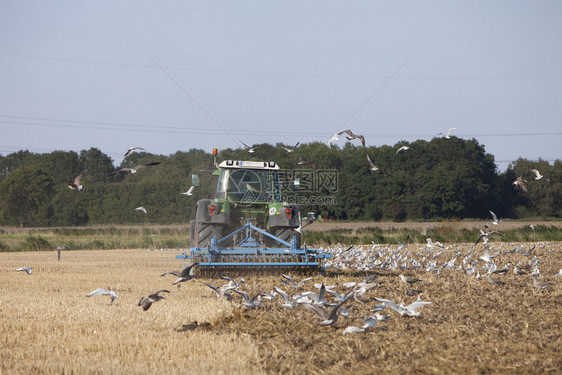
left=176, top=221, right=331, bottom=275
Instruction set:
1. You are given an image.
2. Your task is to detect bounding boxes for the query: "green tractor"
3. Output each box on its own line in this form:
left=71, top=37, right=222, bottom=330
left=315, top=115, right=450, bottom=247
left=190, top=160, right=302, bottom=249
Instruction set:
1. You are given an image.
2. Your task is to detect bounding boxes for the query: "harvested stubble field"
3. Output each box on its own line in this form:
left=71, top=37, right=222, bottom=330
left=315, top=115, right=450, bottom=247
left=1, top=242, right=561, bottom=374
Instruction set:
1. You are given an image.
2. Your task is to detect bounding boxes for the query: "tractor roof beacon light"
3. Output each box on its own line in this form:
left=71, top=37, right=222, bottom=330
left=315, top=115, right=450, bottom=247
left=213, top=148, right=219, bottom=166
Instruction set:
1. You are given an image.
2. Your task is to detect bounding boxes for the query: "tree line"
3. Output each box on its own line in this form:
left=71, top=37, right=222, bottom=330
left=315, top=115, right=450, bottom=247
left=0, top=137, right=560, bottom=227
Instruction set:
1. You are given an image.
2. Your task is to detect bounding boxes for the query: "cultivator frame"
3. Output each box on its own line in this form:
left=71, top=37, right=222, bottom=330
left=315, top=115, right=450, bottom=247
left=176, top=221, right=330, bottom=274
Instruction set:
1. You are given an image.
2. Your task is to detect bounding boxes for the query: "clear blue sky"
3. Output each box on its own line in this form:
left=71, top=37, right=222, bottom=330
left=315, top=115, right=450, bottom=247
left=1, top=1, right=561, bottom=170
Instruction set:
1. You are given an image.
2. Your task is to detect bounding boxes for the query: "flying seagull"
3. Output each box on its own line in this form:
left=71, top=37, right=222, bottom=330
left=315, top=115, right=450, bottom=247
left=479, top=248, right=496, bottom=263
left=138, top=290, right=170, bottom=311
left=273, top=286, right=302, bottom=308
left=338, top=129, right=366, bottom=146
left=240, top=141, right=259, bottom=153
left=282, top=142, right=300, bottom=152
left=220, top=276, right=246, bottom=289
left=16, top=266, right=32, bottom=275
left=489, top=210, right=501, bottom=226
left=231, top=289, right=263, bottom=309
left=135, top=206, right=147, bottom=214
left=301, top=298, right=350, bottom=325
left=68, top=170, right=85, bottom=191
left=107, top=162, right=162, bottom=176
left=343, top=315, right=377, bottom=335
left=296, top=156, right=318, bottom=169
left=439, top=127, right=456, bottom=139
left=327, top=133, right=340, bottom=147
left=374, top=296, right=432, bottom=317
left=282, top=274, right=312, bottom=289
left=395, top=235, right=410, bottom=250
left=180, top=186, right=195, bottom=196
left=161, top=262, right=199, bottom=285
left=512, top=176, right=528, bottom=192
left=366, top=154, right=386, bottom=174
left=124, top=146, right=147, bottom=157
left=475, top=230, right=504, bottom=245
left=396, top=145, right=410, bottom=154
left=205, top=283, right=234, bottom=300
left=530, top=169, right=543, bottom=181
left=87, top=288, right=119, bottom=304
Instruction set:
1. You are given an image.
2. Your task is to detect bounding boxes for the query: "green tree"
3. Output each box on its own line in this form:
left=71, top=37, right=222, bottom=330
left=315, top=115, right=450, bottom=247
left=0, top=165, right=54, bottom=227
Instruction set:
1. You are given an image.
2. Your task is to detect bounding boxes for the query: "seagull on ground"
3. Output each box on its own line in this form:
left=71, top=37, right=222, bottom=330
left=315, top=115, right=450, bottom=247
left=532, top=278, right=551, bottom=291
left=399, top=274, right=421, bottom=285
left=135, top=206, right=147, bottom=214
left=554, top=269, right=562, bottom=278
left=338, top=129, right=366, bottom=146
left=439, top=127, right=456, bottom=139
left=513, top=266, right=527, bottom=276
left=124, top=146, right=147, bottom=157
left=486, top=274, right=505, bottom=286
left=87, top=288, right=119, bottom=304
left=530, top=266, right=540, bottom=278
left=180, top=186, right=195, bottom=196
left=282, top=142, right=300, bottom=152
left=513, top=176, right=528, bottom=192
left=530, top=169, right=543, bottom=181
left=108, top=162, right=161, bottom=176
left=240, top=141, right=259, bottom=153
left=489, top=210, right=501, bottom=225
left=138, top=290, right=170, bottom=311
left=396, top=145, right=410, bottom=154
left=16, top=266, right=32, bottom=275
left=492, top=263, right=510, bottom=274
left=56, top=245, right=69, bottom=261
left=374, top=296, right=432, bottom=317
left=68, top=170, right=85, bottom=191
left=405, top=289, right=423, bottom=296
left=282, top=274, right=312, bottom=289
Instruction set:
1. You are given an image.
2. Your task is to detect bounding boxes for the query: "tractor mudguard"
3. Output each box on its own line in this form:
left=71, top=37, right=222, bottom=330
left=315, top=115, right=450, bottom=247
left=196, top=199, right=230, bottom=226
left=268, top=203, right=301, bottom=229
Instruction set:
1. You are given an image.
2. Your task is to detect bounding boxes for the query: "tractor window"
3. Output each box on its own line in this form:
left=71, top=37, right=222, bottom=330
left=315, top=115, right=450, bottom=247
left=216, top=169, right=281, bottom=202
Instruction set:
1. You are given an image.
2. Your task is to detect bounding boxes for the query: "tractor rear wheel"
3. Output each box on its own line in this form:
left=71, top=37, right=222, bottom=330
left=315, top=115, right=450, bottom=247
left=195, top=222, right=224, bottom=247
left=189, top=220, right=196, bottom=247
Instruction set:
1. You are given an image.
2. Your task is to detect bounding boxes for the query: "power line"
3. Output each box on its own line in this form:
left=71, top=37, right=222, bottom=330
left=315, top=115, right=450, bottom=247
left=1, top=116, right=562, bottom=139
left=2, top=51, right=562, bottom=81
left=332, top=54, right=415, bottom=138
left=148, top=55, right=241, bottom=148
